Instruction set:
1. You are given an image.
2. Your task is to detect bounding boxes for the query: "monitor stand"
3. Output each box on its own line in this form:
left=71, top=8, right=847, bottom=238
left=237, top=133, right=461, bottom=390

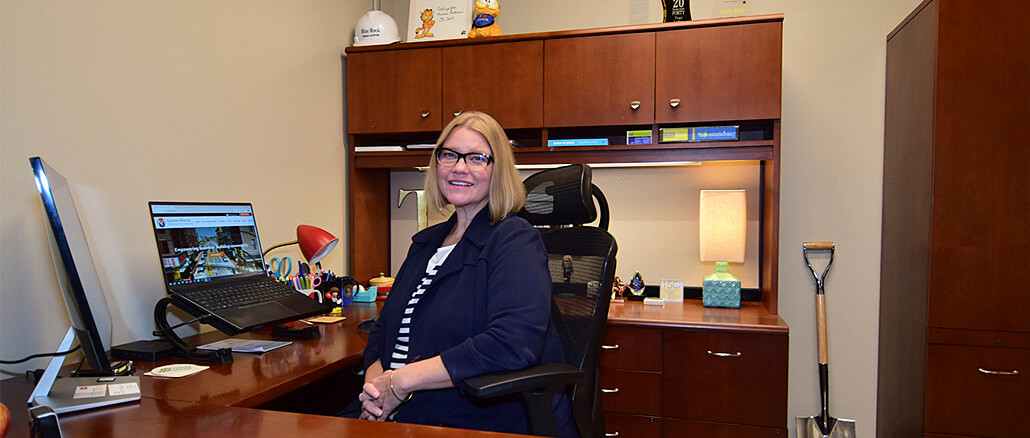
left=28, top=327, right=141, bottom=414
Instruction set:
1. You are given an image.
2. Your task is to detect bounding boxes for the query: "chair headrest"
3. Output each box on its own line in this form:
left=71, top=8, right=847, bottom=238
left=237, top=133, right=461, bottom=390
left=520, top=164, right=597, bottom=226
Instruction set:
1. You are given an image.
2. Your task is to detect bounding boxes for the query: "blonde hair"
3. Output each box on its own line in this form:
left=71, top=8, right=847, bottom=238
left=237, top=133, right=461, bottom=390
left=424, top=111, right=525, bottom=224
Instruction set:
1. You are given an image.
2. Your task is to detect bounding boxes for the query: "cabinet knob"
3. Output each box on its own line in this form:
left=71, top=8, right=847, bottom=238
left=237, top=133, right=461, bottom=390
left=601, top=344, right=619, bottom=350
left=706, top=350, right=742, bottom=358
left=453, top=109, right=463, bottom=117
left=605, top=433, right=620, bottom=437
left=978, top=367, right=1019, bottom=376
left=601, top=388, right=619, bottom=393
left=629, top=101, right=641, bottom=110
left=420, top=110, right=431, bottom=119
left=669, top=98, right=681, bottom=108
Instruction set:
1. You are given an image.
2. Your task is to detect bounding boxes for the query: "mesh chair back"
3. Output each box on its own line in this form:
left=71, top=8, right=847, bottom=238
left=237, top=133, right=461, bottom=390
left=521, top=164, right=617, bottom=438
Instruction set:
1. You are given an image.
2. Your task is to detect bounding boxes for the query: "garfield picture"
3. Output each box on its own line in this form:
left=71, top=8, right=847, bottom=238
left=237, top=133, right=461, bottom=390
left=414, top=8, right=435, bottom=39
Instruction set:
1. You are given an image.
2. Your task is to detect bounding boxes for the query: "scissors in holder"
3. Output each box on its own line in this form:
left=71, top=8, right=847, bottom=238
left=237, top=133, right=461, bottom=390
left=268, top=256, right=292, bottom=281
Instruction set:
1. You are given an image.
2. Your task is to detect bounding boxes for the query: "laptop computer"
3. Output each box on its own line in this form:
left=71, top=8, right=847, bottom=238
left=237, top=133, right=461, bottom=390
left=148, top=202, right=330, bottom=335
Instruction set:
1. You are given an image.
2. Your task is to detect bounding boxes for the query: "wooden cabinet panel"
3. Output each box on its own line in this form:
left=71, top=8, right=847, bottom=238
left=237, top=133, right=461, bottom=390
left=663, top=418, right=784, bottom=438
left=925, top=344, right=1029, bottom=438
left=662, top=330, right=787, bottom=427
left=600, top=368, right=661, bottom=416
left=544, top=32, right=655, bottom=127
left=655, top=22, right=782, bottom=123
left=605, top=412, right=662, bottom=438
left=347, top=48, right=441, bottom=133
left=600, top=325, right=662, bottom=372
left=442, top=41, right=543, bottom=129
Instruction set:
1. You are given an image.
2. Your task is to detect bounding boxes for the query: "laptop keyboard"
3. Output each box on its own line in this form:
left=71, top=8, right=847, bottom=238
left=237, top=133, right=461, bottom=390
left=183, top=278, right=297, bottom=311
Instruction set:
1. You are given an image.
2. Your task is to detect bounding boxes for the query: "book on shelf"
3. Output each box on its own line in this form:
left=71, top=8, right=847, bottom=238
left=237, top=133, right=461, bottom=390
left=354, top=145, right=405, bottom=152
left=547, top=138, right=609, bottom=147
left=660, top=126, right=739, bottom=143
left=405, top=143, right=437, bottom=150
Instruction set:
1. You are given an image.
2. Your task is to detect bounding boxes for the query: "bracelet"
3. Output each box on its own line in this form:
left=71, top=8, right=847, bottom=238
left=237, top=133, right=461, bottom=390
left=389, top=371, right=413, bottom=403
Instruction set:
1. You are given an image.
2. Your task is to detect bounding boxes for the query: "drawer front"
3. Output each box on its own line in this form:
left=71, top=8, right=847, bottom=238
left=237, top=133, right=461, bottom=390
left=600, top=368, right=661, bottom=416
left=601, top=325, right=661, bottom=372
left=662, top=330, right=788, bottom=427
left=604, top=412, right=662, bottom=438
left=925, top=343, right=1029, bottom=438
left=664, top=418, right=784, bottom=438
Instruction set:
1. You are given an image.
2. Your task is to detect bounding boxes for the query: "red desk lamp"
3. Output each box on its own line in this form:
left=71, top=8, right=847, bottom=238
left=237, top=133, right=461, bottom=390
left=262, top=225, right=338, bottom=264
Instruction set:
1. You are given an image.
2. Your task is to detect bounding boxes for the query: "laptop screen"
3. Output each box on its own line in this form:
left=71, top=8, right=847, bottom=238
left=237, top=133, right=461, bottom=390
left=149, top=202, right=265, bottom=287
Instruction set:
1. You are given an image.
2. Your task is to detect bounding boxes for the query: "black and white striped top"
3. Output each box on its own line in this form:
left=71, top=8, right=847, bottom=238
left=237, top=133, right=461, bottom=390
left=389, top=244, right=455, bottom=370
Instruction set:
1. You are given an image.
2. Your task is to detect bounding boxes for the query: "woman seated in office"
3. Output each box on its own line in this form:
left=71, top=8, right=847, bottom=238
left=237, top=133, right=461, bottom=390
left=357, top=111, right=575, bottom=436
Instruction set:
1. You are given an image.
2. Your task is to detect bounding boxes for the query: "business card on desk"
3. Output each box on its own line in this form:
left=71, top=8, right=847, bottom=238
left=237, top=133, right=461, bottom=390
left=144, top=363, right=209, bottom=378
left=306, top=316, right=346, bottom=324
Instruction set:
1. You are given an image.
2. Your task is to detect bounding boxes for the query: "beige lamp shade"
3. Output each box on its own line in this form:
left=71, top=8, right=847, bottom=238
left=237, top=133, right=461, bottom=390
left=699, top=190, right=746, bottom=263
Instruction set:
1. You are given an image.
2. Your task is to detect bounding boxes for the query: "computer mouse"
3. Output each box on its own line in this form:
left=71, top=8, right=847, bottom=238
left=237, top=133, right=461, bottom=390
left=357, top=317, right=378, bottom=332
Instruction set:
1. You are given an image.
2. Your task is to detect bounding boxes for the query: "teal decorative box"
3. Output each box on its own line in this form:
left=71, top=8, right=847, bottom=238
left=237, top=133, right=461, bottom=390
left=702, top=262, right=741, bottom=308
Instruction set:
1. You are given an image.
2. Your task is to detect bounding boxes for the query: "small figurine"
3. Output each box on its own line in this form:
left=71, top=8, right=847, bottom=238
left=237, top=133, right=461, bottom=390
left=611, top=276, right=630, bottom=299
left=468, top=0, right=501, bottom=38
left=627, top=271, right=646, bottom=301
left=561, top=255, right=574, bottom=283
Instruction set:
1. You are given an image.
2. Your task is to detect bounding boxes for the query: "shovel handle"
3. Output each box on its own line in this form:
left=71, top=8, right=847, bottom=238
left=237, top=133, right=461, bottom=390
left=817, top=294, right=829, bottom=365
left=804, top=241, right=834, bottom=251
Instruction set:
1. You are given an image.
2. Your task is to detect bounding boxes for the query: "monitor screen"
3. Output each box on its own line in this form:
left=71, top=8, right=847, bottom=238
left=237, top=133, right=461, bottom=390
left=148, top=203, right=265, bottom=287
left=30, top=157, right=113, bottom=374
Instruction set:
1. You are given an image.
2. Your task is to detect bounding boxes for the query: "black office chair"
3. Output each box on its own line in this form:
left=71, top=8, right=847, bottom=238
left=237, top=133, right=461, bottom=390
left=461, top=164, right=617, bottom=437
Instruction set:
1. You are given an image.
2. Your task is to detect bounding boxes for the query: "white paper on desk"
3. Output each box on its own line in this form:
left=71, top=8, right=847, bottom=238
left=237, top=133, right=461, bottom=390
left=144, top=364, right=210, bottom=378
left=197, top=338, right=292, bottom=353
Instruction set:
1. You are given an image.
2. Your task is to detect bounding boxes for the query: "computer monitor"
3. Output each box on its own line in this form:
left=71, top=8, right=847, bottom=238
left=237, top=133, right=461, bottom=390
left=29, top=156, right=114, bottom=374
left=28, top=157, right=140, bottom=414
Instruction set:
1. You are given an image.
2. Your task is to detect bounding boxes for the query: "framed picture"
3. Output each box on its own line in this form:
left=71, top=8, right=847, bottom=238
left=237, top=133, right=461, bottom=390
left=407, top=0, right=474, bottom=42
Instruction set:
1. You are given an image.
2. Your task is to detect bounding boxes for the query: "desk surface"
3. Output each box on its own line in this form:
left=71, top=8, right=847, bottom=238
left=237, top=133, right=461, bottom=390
left=2, top=303, right=523, bottom=437
left=2, top=299, right=787, bottom=436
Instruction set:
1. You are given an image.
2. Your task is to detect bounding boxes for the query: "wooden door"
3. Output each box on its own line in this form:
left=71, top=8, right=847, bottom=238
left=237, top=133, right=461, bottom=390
left=655, top=22, right=781, bottom=123
left=544, top=32, right=655, bottom=127
left=347, top=47, right=442, bottom=134
left=442, top=41, right=543, bottom=129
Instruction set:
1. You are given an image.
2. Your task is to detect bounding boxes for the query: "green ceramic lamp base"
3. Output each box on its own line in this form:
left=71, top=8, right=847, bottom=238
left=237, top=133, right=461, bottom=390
left=703, top=261, right=741, bottom=308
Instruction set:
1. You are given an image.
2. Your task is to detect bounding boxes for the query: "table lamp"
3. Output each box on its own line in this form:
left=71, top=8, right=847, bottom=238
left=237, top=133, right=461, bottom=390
left=699, top=190, right=746, bottom=308
left=263, top=225, right=339, bottom=265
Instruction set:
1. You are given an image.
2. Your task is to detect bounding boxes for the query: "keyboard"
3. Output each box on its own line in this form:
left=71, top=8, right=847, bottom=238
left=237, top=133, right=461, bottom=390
left=181, top=278, right=298, bottom=311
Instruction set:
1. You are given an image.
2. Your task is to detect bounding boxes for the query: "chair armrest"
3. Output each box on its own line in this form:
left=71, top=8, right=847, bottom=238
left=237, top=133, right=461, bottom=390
left=461, top=362, right=583, bottom=399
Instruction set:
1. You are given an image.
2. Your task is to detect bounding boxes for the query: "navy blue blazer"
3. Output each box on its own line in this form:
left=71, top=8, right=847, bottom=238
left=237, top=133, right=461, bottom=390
left=363, top=206, right=573, bottom=435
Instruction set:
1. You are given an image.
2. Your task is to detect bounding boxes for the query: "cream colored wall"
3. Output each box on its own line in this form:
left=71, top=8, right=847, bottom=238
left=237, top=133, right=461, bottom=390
left=383, top=0, right=925, bottom=435
left=0, top=1, right=364, bottom=376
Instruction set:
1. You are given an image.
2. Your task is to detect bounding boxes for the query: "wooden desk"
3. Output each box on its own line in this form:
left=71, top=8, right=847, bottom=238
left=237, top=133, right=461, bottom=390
left=1, top=302, right=524, bottom=437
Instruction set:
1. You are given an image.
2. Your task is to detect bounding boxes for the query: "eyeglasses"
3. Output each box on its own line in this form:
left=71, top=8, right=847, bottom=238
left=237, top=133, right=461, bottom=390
left=435, top=147, right=494, bottom=171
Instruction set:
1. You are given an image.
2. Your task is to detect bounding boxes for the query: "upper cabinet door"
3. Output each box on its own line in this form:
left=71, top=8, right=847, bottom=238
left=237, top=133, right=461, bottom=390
left=544, top=33, right=656, bottom=127
left=656, top=22, right=782, bottom=123
left=347, top=47, right=442, bottom=134
left=442, top=41, right=544, bottom=129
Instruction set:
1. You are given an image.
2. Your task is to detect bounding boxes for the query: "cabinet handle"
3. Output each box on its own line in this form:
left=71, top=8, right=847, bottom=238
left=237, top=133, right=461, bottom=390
left=669, top=98, right=681, bottom=108
left=420, top=110, right=431, bottom=119
left=707, top=350, right=742, bottom=358
left=629, top=101, right=641, bottom=110
left=601, top=388, right=619, bottom=393
left=978, top=367, right=1019, bottom=376
left=605, top=433, right=620, bottom=437
left=601, top=344, right=619, bottom=350
left=453, top=109, right=463, bottom=117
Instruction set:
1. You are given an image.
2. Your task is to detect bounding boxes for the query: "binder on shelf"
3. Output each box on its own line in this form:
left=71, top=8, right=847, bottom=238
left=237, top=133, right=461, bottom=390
left=354, top=145, right=405, bottom=152
left=660, top=126, right=739, bottom=143
left=547, top=138, right=609, bottom=147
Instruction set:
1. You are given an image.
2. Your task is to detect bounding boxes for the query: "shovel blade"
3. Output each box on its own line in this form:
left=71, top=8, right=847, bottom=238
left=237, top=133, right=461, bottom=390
left=796, top=416, right=857, bottom=438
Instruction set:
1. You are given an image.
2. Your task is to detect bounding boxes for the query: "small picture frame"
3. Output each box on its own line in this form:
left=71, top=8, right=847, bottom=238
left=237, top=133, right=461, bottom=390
left=407, top=0, right=474, bottom=42
left=660, top=279, right=684, bottom=302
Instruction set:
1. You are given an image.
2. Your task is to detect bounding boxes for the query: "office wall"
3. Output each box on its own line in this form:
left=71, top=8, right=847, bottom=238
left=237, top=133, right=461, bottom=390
left=0, top=1, right=364, bottom=375
left=382, top=0, right=924, bottom=435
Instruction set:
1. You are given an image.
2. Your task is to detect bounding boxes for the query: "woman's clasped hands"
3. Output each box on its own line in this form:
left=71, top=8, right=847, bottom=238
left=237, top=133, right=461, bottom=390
left=358, top=368, right=408, bottom=421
